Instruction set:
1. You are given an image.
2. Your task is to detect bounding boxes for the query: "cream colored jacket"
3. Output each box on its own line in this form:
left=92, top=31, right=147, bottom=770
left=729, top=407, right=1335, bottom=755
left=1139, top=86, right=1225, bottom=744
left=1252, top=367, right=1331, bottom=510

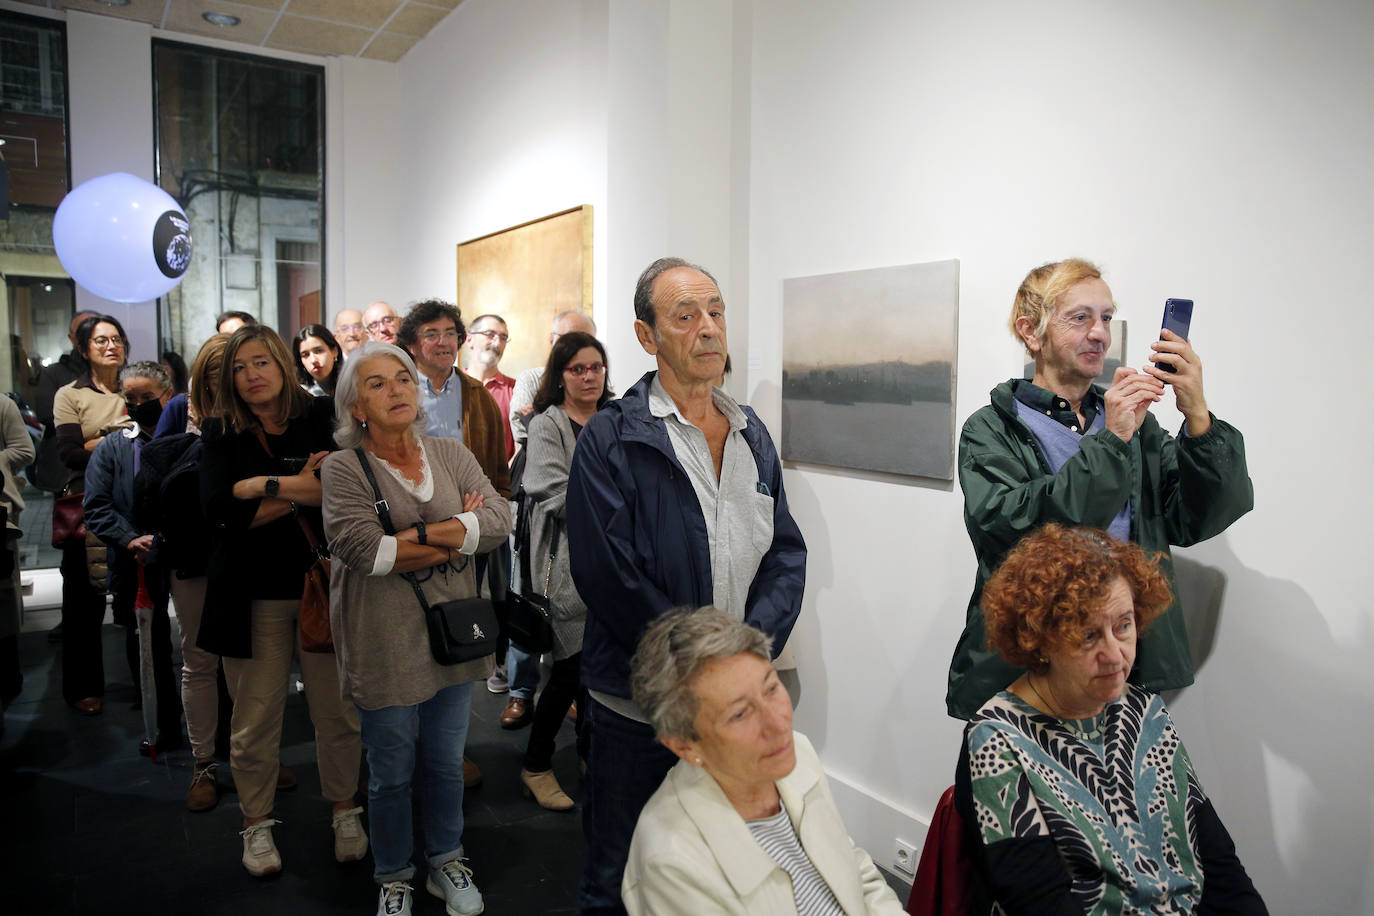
left=623, top=732, right=905, bottom=916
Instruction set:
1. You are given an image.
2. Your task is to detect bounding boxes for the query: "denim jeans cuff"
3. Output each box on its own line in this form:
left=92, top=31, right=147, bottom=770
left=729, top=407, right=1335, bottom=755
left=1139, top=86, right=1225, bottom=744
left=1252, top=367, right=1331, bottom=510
left=425, top=846, right=465, bottom=870
left=375, top=864, right=416, bottom=884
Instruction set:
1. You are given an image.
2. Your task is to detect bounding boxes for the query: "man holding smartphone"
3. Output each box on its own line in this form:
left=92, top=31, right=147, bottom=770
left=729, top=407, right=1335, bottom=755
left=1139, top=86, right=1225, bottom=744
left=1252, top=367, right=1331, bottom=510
left=946, top=257, right=1254, bottom=719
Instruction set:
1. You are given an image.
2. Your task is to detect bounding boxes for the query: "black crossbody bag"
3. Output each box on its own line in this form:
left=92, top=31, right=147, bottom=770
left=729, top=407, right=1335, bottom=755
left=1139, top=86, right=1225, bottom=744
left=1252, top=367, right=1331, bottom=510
left=354, top=448, right=498, bottom=666
left=506, top=488, right=557, bottom=654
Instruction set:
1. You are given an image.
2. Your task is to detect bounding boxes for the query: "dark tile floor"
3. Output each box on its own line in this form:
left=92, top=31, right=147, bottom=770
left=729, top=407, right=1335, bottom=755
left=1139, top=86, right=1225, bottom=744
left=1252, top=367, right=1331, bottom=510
left=0, top=618, right=585, bottom=914
left=2, top=613, right=910, bottom=914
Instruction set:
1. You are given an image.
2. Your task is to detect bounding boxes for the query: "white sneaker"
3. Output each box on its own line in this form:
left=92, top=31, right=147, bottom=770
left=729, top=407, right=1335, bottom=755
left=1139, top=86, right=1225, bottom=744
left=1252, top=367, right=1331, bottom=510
left=240, top=818, right=283, bottom=876
left=377, top=880, right=413, bottom=916
left=485, top=666, right=509, bottom=694
left=426, top=857, right=484, bottom=915
left=332, top=805, right=369, bottom=862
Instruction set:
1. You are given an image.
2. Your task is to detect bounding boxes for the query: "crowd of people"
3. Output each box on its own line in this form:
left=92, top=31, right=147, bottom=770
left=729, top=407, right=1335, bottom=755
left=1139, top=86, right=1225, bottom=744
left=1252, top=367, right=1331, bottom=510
left=4, top=253, right=1268, bottom=915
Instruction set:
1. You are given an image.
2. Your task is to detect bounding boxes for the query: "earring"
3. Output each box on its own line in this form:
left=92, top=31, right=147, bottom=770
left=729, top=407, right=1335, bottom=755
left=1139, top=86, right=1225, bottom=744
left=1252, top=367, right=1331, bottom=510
left=361, top=419, right=368, bottom=430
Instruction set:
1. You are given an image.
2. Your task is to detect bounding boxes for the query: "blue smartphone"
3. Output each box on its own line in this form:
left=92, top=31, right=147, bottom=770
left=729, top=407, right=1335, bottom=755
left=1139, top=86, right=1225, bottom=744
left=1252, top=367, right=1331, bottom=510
left=1155, top=298, right=1193, bottom=374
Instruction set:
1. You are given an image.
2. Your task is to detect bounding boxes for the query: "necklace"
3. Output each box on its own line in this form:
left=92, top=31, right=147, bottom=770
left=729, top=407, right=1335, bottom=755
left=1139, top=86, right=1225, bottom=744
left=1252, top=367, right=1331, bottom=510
left=1026, top=672, right=1061, bottom=718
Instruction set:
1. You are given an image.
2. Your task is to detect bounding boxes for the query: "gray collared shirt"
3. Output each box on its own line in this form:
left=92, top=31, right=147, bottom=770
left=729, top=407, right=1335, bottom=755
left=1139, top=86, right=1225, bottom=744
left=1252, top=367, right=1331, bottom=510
left=647, top=373, right=773, bottom=620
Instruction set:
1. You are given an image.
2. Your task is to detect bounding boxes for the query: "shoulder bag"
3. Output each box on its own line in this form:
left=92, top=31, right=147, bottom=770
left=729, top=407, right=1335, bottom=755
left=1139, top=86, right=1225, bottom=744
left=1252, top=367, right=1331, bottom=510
left=506, top=486, right=556, bottom=654
left=354, top=447, right=497, bottom=666
left=255, top=429, right=333, bottom=653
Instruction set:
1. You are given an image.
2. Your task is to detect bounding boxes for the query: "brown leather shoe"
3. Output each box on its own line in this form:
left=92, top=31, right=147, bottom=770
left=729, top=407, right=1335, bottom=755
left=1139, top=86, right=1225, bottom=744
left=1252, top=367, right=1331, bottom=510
left=186, top=762, right=220, bottom=812
left=463, top=756, right=483, bottom=789
left=500, top=697, right=532, bottom=730
left=276, top=763, right=297, bottom=790
left=72, top=697, right=102, bottom=716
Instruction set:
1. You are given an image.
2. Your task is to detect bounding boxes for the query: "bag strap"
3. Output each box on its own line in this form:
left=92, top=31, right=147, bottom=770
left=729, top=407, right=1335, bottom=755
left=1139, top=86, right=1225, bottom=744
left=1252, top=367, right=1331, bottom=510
left=256, top=426, right=328, bottom=560
left=354, top=447, right=434, bottom=614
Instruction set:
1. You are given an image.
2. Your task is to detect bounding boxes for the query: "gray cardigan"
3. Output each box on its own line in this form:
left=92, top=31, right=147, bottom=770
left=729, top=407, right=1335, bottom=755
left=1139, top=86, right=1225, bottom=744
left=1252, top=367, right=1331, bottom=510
left=322, top=435, right=512, bottom=710
left=524, top=406, right=586, bottom=660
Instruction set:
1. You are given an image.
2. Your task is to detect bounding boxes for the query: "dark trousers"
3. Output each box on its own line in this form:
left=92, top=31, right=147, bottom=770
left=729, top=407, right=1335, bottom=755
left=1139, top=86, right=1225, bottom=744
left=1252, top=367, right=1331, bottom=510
left=522, top=652, right=587, bottom=772
left=60, top=540, right=106, bottom=703
left=577, top=697, right=678, bottom=915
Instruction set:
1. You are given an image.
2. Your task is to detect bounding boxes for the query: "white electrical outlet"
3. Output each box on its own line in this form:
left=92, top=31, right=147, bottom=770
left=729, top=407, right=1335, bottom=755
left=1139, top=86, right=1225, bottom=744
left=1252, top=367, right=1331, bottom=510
left=893, top=838, right=917, bottom=876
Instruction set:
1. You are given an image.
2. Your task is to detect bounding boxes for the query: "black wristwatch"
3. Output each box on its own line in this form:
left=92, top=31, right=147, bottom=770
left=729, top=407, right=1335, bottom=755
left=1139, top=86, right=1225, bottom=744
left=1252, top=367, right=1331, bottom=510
left=264, top=476, right=280, bottom=498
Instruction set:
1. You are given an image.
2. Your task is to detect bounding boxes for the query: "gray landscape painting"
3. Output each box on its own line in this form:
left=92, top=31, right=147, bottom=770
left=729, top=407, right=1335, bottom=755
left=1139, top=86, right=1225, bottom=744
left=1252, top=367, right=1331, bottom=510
left=782, top=260, right=958, bottom=479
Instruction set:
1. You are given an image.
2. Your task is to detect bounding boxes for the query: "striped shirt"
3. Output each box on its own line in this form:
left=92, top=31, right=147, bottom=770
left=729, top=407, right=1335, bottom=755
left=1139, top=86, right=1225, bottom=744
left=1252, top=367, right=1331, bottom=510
left=746, top=808, right=845, bottom=916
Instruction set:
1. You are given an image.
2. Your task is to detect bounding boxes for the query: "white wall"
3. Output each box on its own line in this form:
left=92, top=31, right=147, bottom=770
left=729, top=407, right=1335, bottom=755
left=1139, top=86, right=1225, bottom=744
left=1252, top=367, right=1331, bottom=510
left=747, top=0, right=1374, bottom=909
left=64, top=11, right=158, bottom=353
left=389, top=0, right=611, bottom=375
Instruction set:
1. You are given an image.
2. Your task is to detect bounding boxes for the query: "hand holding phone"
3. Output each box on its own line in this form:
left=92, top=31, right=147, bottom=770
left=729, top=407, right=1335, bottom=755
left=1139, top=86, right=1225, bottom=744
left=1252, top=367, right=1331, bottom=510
left=1153, top=298, right=1193, bottom=374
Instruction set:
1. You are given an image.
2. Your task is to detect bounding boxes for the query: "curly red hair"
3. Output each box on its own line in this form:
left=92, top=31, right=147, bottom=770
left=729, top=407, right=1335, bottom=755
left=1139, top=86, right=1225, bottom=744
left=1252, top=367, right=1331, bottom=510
left=983, top=524, right=1172, bottom=671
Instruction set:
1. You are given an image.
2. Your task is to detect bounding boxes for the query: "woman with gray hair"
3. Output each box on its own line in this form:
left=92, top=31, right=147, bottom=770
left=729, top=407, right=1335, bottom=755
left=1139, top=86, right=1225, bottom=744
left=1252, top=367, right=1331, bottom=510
left=321, top=341, right=512, bottom=916
left=623, top=607, right=903, bottom=915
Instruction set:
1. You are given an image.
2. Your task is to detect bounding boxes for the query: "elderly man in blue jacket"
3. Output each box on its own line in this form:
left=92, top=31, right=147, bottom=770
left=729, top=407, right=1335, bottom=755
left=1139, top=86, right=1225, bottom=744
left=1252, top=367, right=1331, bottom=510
left=567, top=256, right=807, bottom=914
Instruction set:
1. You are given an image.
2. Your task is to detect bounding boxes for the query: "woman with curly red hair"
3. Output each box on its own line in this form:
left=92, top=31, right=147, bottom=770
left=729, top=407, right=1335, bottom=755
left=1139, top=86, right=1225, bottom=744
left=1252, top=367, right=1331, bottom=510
left=957, top=524, right=1266, bottom=915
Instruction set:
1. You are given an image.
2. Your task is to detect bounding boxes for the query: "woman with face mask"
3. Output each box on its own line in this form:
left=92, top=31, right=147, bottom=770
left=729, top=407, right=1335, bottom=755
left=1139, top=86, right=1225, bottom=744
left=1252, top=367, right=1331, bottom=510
left=83, top=361, right=181, bottom=756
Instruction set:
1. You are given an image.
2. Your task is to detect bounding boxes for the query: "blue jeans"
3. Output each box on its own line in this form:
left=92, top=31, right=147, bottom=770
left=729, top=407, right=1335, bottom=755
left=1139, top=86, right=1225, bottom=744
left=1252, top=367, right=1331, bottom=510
left=577, top=697, right=678, bottom=914
left=505, top=641, right=540, bottom=700
left=357, top=682, right=472, bottom=883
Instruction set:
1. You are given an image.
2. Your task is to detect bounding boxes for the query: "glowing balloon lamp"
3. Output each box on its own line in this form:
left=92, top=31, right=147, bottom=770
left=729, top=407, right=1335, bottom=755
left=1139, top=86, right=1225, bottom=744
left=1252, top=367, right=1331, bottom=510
left=52, top=172, right=193, bottom=303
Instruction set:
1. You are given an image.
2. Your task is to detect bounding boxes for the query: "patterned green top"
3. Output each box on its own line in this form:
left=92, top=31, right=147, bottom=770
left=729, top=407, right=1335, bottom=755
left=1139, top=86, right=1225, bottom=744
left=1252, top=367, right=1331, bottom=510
left=965, top=685, right=1206, bottom=914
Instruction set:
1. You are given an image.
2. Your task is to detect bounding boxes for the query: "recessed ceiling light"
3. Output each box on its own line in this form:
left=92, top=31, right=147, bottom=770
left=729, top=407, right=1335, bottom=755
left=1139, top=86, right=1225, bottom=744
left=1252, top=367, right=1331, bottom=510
left=97, top=0, right=132, bottom=7
left=202, top=11, right=241, bottom=27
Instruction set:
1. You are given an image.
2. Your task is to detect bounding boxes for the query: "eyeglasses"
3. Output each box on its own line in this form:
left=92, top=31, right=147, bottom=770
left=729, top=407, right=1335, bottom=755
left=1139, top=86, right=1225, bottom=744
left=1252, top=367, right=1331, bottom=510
left=418, top=329, right=462, bottom=343
left=125, top=392, right=160, bottom=406
left=366, top=316, right=397, bottom=331
left=469, top=328, right=510, bottom=344
left=92, top=336, right=126, bottom=350
left=335, top=323, right=364, bottom=333
left=564, top=362, right=606, bottom=377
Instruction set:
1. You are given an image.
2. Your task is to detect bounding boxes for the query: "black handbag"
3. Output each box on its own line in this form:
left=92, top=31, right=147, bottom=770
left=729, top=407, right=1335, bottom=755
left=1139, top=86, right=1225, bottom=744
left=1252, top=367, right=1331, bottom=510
left=354, top=448, right=498, bottom=666
left=506, top=490, right=557, bottom=653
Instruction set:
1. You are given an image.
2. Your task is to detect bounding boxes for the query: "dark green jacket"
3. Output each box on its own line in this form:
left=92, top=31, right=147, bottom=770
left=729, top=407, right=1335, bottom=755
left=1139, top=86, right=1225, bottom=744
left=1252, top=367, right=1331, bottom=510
left=947, top=379, right=1253, bottom=719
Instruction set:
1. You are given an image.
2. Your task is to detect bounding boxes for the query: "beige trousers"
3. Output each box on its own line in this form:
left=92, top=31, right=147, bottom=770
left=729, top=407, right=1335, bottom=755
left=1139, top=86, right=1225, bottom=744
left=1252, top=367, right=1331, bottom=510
left=222, top=598, right=360, bottom=818
left=169, top=576, right=218, bottom=762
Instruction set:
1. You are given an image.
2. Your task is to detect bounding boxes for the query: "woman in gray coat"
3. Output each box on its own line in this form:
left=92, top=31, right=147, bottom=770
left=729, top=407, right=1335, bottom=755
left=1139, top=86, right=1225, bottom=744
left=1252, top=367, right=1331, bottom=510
left=518, top=331, right=612, bottom=811
left=322, top=342, right=512, bottom=916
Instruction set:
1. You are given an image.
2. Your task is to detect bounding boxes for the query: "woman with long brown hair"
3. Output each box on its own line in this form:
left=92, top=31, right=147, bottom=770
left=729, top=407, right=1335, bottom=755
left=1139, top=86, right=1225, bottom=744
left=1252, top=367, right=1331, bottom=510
left=198, top=325, right=363, bottom=877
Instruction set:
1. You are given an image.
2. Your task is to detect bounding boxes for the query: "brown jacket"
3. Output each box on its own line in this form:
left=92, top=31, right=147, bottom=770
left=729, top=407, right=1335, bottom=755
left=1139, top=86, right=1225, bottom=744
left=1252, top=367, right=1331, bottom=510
left=459, top=371, right=511, bottom=498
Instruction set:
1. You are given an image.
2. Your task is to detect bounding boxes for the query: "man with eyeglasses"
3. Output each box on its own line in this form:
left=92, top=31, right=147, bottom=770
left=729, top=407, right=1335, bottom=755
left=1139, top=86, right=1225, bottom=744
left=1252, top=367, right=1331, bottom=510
left=461, top=315, right=516, bottom=461
left=363, top=301, right=399, bottom=345
left=565, top=257, right=806, bottom=912
left=332, top=309, right=366, bottom=357
left=397, top=300, right=512, bottom=789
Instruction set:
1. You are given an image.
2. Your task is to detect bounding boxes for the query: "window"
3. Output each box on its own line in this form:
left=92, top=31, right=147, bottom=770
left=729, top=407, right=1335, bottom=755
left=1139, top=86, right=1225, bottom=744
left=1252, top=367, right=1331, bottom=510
left=153, top=41, right=324, bottom=355
left=0, top=11, right=71, bottom=574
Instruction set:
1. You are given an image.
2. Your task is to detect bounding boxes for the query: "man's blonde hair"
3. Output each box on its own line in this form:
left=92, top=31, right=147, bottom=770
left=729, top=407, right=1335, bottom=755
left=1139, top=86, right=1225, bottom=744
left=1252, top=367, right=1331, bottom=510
left=1008, top=258, right=1103, bottom=356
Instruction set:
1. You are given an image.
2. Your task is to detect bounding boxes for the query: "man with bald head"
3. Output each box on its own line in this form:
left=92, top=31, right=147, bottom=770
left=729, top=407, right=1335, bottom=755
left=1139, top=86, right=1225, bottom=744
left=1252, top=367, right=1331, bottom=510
left=565, top=257, right=806, bottom=912
left=508, top=309, right=597, bottom=448
left=332, top=309, right=365, bottom=356
left=362, top=301, right=398, bottom=345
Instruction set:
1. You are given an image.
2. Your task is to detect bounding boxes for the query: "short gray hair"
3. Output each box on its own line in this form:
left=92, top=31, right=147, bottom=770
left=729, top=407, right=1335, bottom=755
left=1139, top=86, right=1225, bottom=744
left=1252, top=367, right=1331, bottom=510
left=332, top=341, right=429, bottom=449
left=632, top=257, right=720, bottom=327
left=630, top=606, right=772, bottom=742
left=118, top=360, right=170, bottom=391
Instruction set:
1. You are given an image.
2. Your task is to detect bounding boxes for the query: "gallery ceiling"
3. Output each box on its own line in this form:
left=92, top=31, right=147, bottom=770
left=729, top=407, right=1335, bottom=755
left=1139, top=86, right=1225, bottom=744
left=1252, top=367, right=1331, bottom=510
left=9, top=0, right=463, bottom=62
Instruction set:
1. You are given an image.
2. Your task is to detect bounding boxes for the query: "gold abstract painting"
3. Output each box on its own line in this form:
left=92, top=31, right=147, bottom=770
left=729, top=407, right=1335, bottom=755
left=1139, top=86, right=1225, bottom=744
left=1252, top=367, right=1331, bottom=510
left=456, top=206, right=593, bottom=377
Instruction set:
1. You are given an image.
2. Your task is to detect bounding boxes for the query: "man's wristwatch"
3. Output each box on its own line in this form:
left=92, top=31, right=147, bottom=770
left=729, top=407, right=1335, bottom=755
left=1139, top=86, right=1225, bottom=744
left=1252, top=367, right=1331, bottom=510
left=264, top=476, right=280, bottom=498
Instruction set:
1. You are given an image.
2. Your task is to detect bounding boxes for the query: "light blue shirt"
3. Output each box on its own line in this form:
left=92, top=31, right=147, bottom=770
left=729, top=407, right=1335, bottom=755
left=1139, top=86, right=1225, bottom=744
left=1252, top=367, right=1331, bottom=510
left=421, top=368, right=464, bottom=443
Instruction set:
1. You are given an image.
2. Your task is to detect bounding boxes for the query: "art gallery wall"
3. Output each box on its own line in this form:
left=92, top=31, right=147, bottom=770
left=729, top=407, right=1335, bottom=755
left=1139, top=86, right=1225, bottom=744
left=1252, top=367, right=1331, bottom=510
left=384, top=0, right=613, bottom=379
left=745, top=0, right=1374, bottom=911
